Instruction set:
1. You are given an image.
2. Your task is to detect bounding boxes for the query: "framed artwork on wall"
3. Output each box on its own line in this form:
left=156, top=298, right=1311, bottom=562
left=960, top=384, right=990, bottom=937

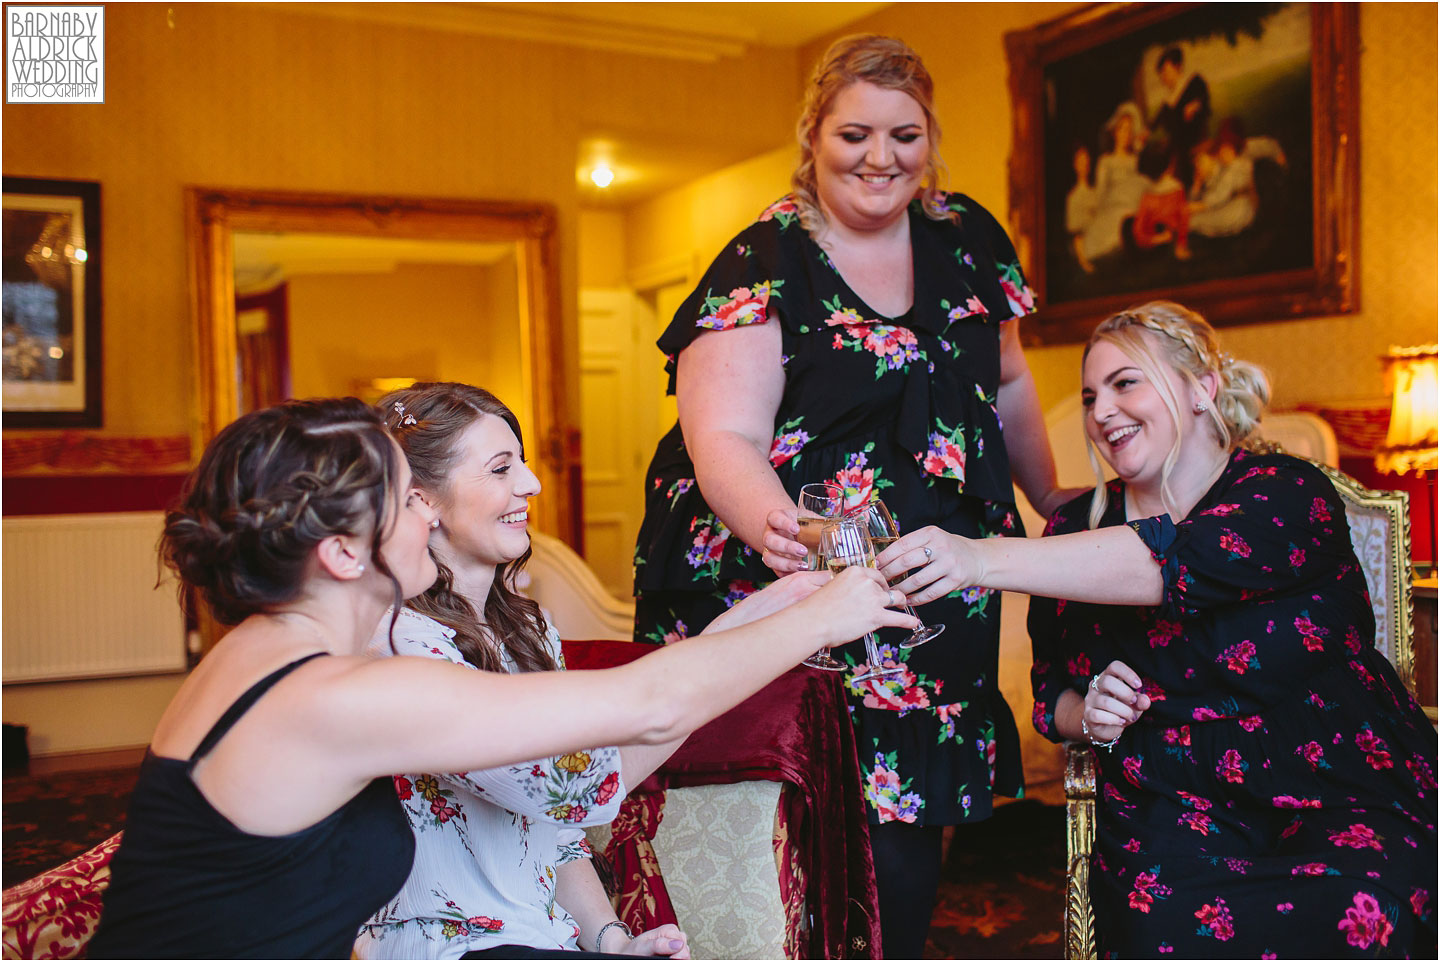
left=1005, top=2, right=1359, bottom=345
left=2, top=176, right=103, bottom=427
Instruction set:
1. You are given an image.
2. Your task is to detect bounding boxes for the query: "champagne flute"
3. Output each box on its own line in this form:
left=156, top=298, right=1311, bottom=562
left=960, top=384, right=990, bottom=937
left=852, top=498, right=945, bottom=649
left=797, top=482, right=845, bottom=671
left=820, top=517, right=903, bottom=682
left=797, top=483, right=843, bottom=572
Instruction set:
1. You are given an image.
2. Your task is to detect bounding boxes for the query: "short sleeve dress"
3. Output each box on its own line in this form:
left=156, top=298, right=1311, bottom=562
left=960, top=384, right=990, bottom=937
left=1028, top=450, right=1438, bottom=957
left=356, top=608, right=626, bottom=959
left=633, top=192, right=1035, bottom=826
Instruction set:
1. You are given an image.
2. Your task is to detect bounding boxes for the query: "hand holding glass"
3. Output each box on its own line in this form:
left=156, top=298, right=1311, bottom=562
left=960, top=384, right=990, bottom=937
left=854, top=499, right=944, bottom=648
left=819, top=518, right=903, bottom=682
left=797, top=482, right=846, bottom=671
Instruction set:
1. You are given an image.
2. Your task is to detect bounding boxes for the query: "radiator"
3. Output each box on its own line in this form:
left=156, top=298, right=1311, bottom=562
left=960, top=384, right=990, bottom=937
left=3, top=512, right=187, bottom=683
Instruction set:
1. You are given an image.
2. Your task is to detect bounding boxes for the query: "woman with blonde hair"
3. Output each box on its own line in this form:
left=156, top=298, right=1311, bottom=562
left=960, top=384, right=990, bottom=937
left=878, top=301, right=1437, bottom=957
left=89, top=398, right=915, bottom=958
left=631, top=33, right=1068, bottom=955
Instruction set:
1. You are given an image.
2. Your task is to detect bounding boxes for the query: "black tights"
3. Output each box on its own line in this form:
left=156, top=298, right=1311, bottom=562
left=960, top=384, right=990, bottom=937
left=870, top=821, right=945, bottom=959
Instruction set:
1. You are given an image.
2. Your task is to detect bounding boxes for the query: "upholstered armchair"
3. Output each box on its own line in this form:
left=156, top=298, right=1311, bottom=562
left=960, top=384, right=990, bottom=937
left=1061, top=459, right=1417, bottom=960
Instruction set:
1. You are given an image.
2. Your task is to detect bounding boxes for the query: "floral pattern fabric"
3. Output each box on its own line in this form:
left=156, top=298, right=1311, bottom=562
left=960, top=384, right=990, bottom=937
left=633, top=192, right=1035, bottom=826
left=1028, top=450, right=1438, bottom=957
left=355, top=608, right=626, bottom=959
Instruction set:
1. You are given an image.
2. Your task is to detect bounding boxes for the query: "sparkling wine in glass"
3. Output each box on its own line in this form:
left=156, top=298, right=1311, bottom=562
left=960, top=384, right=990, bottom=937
left=820, top=517, right=903, bottom=682
left=797, top=482, right=845, bottom=671
left=797, top=483, right=843, bottom=572
left=853, top=499, right=945, bottom=649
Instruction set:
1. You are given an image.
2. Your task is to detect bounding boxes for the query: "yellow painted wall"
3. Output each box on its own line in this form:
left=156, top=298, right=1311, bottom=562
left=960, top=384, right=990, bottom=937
left=624, top=146, right=795, bottom=287
left=800, top=2, right=1438, bottom=411
left=284, top=260, right=523, bottom=417
left=577, top=210, right=628, bottom=289
left=0, top=3, right=800, bottom=443
left=3, top=675, right=184, bottom=756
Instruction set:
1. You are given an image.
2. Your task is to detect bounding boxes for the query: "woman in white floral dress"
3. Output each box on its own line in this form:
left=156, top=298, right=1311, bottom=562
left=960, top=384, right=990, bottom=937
left=358, top=382, right=831, bottom=960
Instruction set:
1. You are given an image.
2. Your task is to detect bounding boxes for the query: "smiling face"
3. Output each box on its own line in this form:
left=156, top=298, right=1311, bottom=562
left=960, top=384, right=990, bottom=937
left=1081, top=337, right=1196, bottom=491
left=430, top=414, right=541, bottom=568
left=377, top=445, right=440, bottom=598
left=812, top=80, right=929, bottom=232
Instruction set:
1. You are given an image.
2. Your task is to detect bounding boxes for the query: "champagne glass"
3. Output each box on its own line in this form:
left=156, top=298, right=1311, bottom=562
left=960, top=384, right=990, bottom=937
left=797, top=482, right=845, bottom=671
left=820, top=517, right=903, bottom=682
left=852, top=499, right=945, bottom=649
left=797, top=483, right=843, bottom=572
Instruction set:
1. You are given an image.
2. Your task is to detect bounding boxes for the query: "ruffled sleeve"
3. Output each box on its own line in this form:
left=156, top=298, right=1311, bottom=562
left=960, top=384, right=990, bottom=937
left=1125, top=453, right=1358, bottom=621
left=655, top=199, right=798, bottom=395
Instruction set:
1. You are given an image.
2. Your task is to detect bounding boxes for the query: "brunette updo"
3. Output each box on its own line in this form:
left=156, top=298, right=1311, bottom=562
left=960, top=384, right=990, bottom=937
left=162, top=398, right=403, bottom=625
left=1082, top=300, right=1271, bottom=527
left=379, top=382, right=555, bottom=675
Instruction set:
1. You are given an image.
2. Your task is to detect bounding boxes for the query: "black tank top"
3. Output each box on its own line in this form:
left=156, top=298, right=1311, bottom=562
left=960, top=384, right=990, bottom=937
left=90, top=653, right=415, bottom=958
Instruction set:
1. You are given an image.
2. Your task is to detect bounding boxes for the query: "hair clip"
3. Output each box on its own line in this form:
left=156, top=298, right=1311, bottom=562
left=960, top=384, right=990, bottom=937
left=392, top=401, right=417, bottom=427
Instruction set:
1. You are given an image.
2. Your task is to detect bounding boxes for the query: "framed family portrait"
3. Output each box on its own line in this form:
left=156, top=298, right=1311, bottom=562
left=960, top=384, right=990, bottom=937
left=2, top=177, right=103, bottom=427
left=1005, top=3, right=1359, bottom=344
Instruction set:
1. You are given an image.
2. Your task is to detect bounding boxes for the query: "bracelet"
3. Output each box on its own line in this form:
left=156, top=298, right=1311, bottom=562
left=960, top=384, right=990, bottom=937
left=595, top=920, right=632, bottom=953
left=1081, top=714, right=1122, bottom=751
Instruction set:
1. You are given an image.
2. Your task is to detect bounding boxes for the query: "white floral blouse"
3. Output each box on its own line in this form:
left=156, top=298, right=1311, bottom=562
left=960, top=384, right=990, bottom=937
left=354, top=607, right=626, bottom=959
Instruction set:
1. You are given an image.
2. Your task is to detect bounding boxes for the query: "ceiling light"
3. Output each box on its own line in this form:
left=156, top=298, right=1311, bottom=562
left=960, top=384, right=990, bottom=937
left=590, top=165, right=615, bottom=189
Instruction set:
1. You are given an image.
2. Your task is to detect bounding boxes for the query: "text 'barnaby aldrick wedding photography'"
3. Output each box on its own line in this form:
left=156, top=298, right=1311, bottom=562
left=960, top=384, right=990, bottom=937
left=7, top=5, right=104, bottom=103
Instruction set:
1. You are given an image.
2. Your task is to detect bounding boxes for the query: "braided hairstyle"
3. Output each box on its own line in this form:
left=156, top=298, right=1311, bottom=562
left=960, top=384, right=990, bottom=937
left=162, top=398, right=405, bottom=626
left=1081, top=300, right=1271, bottom=528
left=378, top=382, right=555, bottom=675
left=792, top=34, right=953, bottom=235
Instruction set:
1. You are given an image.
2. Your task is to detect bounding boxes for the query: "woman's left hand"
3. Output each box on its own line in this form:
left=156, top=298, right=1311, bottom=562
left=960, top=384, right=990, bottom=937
left=874, top=526, right=983, bottom=605
left=621, top=924, right=690, bottom=958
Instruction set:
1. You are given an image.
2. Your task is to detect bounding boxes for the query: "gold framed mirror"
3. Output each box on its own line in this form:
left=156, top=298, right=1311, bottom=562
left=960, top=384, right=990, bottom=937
left=184, top=187, right=578, bottom=546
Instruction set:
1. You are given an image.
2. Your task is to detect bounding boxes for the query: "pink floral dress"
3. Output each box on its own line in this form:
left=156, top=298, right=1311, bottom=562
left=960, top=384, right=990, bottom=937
left=633, top=192, right=1035, bottom=826
left=355, top=608, right=626, bottom=959
left=1030, top=450, right=1438, bottom=957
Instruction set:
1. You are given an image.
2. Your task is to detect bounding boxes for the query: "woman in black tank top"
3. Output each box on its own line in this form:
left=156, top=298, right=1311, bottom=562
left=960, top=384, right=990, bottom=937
left=90, top=397, right=919, bottom=958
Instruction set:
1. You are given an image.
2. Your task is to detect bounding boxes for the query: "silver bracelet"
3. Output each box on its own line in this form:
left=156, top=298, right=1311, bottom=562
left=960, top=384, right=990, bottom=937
left=1081, top=713, right=1122, bottom=751
left=1085, top=674, right=1123, bottom=750
left=595, top=920, right=632, bottom=953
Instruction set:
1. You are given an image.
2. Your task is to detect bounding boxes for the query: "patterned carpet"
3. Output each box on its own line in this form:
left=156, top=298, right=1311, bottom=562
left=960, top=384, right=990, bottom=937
left=2, top=766, right=137, bottom=888
left=929, top=800, right=1066, bottom=959
left=1, top=766, right=1064, bottom=959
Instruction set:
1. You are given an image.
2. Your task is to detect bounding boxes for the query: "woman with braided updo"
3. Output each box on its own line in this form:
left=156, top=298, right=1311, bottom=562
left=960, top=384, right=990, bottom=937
left=90, top=398, right=917, bottom=959
left=874, top=301, right=1437, bottom=956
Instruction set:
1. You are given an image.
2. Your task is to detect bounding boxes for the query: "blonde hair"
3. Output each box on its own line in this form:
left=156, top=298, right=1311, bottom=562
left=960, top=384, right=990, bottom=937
left=791, top=34, right=952, bottom=235
left=1081, top=300, right=1270, bottom=528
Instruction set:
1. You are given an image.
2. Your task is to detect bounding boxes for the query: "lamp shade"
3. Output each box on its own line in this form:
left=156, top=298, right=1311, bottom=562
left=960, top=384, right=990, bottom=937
left=1375, top=344, right=1439, bottom=476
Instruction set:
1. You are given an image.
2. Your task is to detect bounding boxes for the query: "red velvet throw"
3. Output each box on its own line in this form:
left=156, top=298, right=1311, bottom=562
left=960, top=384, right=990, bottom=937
left=560, top=640, right=881, bottom=960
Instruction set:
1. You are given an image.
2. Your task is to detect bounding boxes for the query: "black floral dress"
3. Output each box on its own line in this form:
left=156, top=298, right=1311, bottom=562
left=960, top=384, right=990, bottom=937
left=633, top=193, right=1035, bottom=826
left=1030, top=449, right=1438, bottom=958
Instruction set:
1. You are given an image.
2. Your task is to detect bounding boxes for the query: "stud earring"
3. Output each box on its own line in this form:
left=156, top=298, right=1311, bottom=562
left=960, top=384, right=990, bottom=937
left=430, top=518, right=440, bottom=529
left=356, top=563, right=366, bottom=574
left=1194, top=402, right=1209, bottom=414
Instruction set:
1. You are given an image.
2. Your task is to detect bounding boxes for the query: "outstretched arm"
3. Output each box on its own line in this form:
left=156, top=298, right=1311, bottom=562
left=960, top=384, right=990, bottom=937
left=878, top=524, right=1163, bottom=607
left=617, top=571, right=831, bottom=784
